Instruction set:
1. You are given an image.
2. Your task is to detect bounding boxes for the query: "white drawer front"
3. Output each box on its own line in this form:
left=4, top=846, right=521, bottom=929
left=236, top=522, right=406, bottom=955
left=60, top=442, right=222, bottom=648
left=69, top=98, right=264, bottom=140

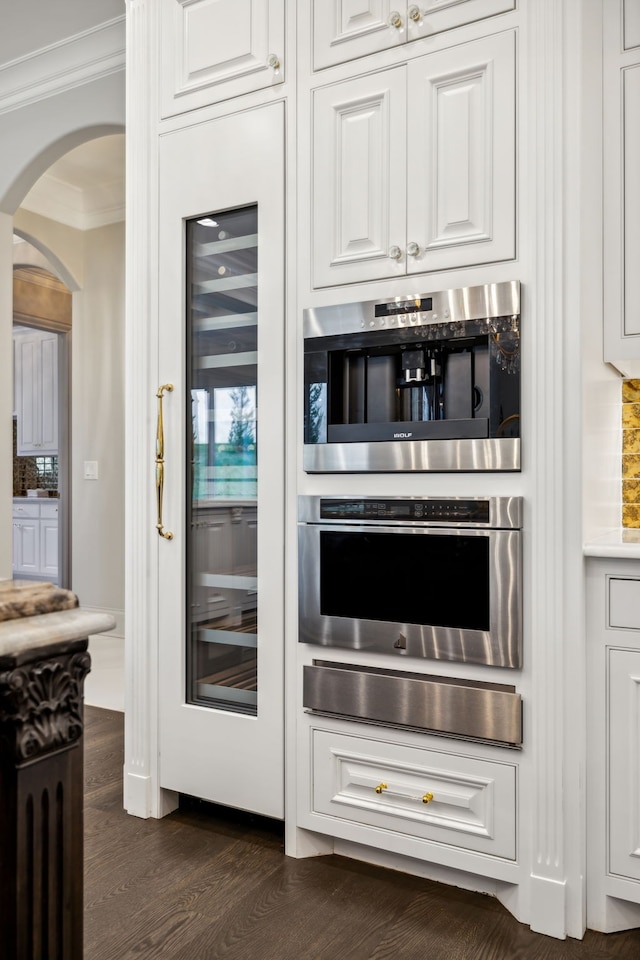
left=40, top=502, right=59, bottom=519
left=12, top=502, right=40, bottom=519
left=312, top=730, right=516, bottom=860
left=609, top=578, right=640, bottom=630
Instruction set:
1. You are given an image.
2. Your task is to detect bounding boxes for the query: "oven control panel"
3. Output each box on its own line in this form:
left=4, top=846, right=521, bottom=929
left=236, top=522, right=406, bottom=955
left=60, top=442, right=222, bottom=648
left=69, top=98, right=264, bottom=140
left=319, top=498, right=490, bottom=524
left=298, top=495, right=522, bottom=530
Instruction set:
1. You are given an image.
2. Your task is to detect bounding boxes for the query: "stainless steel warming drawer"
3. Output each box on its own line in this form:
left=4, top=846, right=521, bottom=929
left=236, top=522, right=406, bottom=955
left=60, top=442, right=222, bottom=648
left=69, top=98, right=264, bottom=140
left=303, top=662, right=523, bottom=748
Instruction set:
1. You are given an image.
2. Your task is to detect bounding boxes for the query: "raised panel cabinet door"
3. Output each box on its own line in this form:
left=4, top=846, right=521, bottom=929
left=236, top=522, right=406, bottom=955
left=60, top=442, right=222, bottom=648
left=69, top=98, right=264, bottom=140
left=15, top=336, right=40, bottom=454
left=15, top=520, right=39, bottom=575
left=40, top=518, right=59, bottom=578
left=12, top=522, right=20, bottom=573
left=603, top=1, right=640, bottom=364
left=406, top=30, right=516, bottom=274
left=313, top=0, right=408, bottom=71
left=160, top=0, right=284, bottom=118
left=608, top=648, right=640, bottom=882
left=313, top=68, right=407, bottom=287
left=15, top=332, right=59, bottom=454
left=38, top=333, right=59, bottom=454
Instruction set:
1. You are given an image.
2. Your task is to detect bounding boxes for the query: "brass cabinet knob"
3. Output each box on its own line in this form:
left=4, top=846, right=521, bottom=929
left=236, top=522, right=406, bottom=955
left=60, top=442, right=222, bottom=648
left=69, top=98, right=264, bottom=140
left=374, top=782, right=388, bottom=794
left=388, top=11, right=403, bottom=28
left=408, top=5, right=422, bottom=22
left=422, top=791, right=434, bottom=804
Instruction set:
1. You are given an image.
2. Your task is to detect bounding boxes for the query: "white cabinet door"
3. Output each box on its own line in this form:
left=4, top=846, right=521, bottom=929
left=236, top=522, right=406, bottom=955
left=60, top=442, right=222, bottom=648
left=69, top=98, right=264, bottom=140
left=609, top=648, right=640, bottom=882
left=160, top=0, right=285, bottom=118
left=15, top=336, right=39, bottom=453
left=40, top=517, right=59, bottom=578
left=15, top=331, right=59, bottom=455
left=603, top=0, right=640, bottom=368
left=407, top=29, right=515, bottom=273
left=158, top=103, right=285, bottom=818
left=312, top=31, right=515, bottom=287
left=313, top=0, right=516, bottom=70
left=313, top=68, right=408, bottom=287
left=14, top=520, right=40, bottom=576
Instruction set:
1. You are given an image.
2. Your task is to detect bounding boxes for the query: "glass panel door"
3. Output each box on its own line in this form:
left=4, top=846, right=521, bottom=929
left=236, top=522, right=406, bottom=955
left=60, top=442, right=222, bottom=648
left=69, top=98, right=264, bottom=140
left=157, top=103, right=284, bottom=817
left=187, top=206, right=259, bottom=714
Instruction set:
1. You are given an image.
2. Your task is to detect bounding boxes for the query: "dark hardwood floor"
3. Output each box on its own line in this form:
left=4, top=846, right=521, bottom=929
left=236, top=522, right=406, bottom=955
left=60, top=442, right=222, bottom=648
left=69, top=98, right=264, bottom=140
left=84, top=706, right=640, bottom=960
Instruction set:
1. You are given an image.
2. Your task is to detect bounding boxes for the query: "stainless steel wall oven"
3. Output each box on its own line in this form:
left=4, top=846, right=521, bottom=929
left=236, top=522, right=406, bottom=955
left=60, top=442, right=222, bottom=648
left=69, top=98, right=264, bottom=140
left=298, top=495, right=523, bottom=670
left=303, top=281, right=520, bottom=473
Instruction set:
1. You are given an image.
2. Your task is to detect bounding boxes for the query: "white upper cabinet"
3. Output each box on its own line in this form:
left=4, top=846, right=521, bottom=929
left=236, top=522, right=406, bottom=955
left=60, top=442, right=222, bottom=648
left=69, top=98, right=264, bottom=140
left=160, top=0, right=285, bottom=118
left=313, top=0, right=515, bottom=70
left=603, top=0, right=640, bottom=370
left=312, top=30, right=515, bottom=287
left=14, top=331, right=59, bottom=456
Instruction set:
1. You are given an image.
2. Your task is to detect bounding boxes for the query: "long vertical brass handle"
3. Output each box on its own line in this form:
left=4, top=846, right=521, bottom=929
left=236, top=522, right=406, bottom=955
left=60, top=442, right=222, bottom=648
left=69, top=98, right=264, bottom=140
left=156, top=383, right=174, bottom=540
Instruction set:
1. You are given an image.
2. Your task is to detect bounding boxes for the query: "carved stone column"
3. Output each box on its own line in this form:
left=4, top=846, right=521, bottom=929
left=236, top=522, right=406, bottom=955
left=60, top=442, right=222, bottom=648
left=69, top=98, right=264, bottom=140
left=0, top=590, right=114, bottom=960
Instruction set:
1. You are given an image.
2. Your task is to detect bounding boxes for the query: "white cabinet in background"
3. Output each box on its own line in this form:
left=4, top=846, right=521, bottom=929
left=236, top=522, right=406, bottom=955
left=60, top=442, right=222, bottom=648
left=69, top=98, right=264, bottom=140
left=14, top=330, right=59, bottom=455
left=603, top=0, right=640, bottom=372
left=312, top=30, right=515, bottom=287
left=312, top=0, right=515, bottom=70
left=586, top=558, right=640, bottom=933
left=160, top=0, right=285, bottom=118
left=12, top=499, right=59, bottom=582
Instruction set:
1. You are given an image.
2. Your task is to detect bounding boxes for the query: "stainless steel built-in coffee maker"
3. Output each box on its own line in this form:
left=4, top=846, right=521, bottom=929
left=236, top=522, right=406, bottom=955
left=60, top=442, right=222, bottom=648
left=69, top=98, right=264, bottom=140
left=303, top=281, right=521, bottom=473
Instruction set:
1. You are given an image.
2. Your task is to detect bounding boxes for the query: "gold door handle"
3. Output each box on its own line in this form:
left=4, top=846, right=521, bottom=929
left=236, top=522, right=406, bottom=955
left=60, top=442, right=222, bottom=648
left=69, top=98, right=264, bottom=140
left=155, top=383, right=174, bottom=540
left=422, top=791, right=434, bottom=804
left=374, top=782, right=388, bottom=794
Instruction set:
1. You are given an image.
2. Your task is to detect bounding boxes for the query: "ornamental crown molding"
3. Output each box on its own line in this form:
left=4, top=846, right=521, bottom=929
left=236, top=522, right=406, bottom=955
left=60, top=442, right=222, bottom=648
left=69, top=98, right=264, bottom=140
left=20, top=169, right=125, bottom=230
left=0, top=15, right=125, bottom=117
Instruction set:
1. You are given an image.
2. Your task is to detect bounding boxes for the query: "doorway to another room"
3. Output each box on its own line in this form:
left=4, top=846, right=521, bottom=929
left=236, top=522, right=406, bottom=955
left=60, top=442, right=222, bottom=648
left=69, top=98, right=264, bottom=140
left=12, top=253, right=70, bottom=589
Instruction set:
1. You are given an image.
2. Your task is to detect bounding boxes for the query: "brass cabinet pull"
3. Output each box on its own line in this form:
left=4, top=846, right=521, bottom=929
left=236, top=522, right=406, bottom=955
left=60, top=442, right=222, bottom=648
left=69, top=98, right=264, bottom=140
left=373, top=781, right=434, bottom=804
left=155, top=383, right=174, bottom=540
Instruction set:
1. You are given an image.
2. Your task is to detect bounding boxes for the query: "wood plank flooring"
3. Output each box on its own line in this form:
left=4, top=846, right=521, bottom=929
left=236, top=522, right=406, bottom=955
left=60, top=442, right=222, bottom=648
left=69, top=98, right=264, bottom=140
left=84, top=706, right=640, bottom=960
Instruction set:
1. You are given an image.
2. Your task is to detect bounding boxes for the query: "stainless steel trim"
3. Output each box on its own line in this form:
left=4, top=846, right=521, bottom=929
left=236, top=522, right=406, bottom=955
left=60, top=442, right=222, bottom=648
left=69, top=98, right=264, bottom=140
left=298, top=521, right=522, bottom=669
left=303, top=437, right=520, bottom=474
left=303, top=280, right=520, bottom=340
left=297, top=495, right=522, bottom=529
left=303, top=663, right=523, bottom=747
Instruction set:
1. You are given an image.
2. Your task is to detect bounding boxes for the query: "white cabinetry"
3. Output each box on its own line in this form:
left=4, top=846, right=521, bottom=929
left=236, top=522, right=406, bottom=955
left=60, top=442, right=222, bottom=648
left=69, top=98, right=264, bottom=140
left=313, top=0, right=515, bottom=70
left=14, top=330, right=59, bottom=455
left=300, top=721, right=518, bottom=879
left=312, top=30, right=515, bottom=287
left=12, top=500, right=59, bottom=582
left=586, top=558, right=640, bottom=932
left=603, top=0, right=640, bottom=371
left=160, top=0, right=284, bottom=118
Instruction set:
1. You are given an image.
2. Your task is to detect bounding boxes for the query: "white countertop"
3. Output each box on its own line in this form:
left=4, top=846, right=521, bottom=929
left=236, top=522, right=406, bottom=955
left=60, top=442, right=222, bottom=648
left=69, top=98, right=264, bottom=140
left=583, top=529, right=640, bottom=559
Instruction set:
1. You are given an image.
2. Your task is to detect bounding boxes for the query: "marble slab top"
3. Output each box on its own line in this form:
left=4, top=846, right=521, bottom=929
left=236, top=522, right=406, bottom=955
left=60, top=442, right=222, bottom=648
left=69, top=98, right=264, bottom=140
left=0, top=579, right=79, bottom=622
left=0, top=607, right=116, bottom=664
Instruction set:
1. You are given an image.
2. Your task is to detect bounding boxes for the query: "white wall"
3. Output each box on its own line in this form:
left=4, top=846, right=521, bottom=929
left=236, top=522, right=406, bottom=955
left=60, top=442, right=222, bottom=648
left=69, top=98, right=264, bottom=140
left=71, top=221, right=125, bottom=629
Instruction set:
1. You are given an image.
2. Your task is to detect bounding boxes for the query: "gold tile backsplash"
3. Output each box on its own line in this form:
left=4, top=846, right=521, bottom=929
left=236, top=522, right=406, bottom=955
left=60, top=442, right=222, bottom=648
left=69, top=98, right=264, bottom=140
left=623, top=380, right=640, bottom=526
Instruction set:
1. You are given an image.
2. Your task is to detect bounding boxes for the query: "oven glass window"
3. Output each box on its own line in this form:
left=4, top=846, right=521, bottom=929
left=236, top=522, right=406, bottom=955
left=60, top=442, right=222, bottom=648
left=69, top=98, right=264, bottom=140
left=319, top=531, right=490, bottom=631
